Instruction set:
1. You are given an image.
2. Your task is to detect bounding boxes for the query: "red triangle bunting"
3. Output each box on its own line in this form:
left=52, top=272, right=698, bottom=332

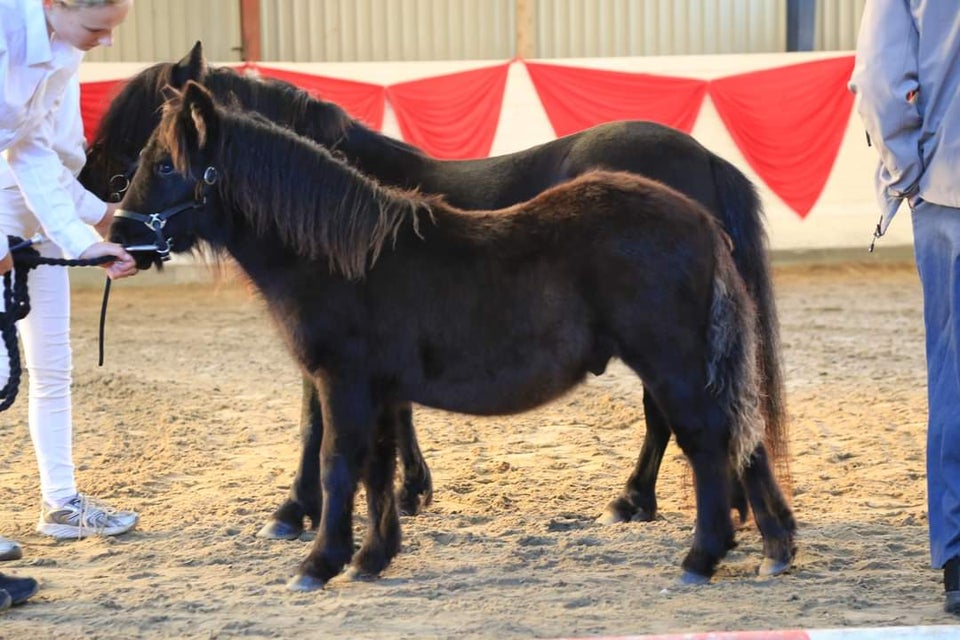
left=524, top=61, right=707, bottom=136
left=79, top=79, right=125, bottom=144
left=386, top=63, right=510, bottom=160
left=246, top=65, right=386, bottom=131
left=709, top=56, right=855, bottom=218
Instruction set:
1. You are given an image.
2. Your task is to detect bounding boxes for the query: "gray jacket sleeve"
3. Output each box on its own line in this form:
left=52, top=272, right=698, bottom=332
left=848, top=0, right=922, bottom=226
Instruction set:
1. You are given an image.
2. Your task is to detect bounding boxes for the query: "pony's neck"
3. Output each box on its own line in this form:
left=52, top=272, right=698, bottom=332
left=209, top=67, right=434, bottom=190
left=207, top=69, right=349, bottom=148
left=215, top=112, right=426, bottom=281
left=337, top=125, right=433, bottom=188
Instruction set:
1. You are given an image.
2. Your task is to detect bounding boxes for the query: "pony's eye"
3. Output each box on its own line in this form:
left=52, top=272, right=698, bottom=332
left=157, top=161, right=175, bottom=176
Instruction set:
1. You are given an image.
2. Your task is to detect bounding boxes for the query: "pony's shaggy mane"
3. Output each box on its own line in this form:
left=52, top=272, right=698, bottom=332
left=157, top=92, right=433, bottom=280
left=204, top=68, right=354, bottom=149
left=89, top=62, right=172, bottom=151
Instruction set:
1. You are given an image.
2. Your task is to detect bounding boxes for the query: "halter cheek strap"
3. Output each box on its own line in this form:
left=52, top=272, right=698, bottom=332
left=114, top=166, right=219, bottom=261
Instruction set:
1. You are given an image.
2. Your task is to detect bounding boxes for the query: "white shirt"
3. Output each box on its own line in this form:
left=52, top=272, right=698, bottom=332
left=1, top=0, right=105, bottom=258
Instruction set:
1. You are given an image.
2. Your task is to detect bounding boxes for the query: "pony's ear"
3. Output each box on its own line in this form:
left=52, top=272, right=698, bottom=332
left=171, top=41, right=207, bottom=88
left=160, top=84, right=180, bottom=103
left=180, top=81, right=219, bottom=151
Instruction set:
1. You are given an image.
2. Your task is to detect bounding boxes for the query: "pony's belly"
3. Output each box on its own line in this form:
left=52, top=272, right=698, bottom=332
left=396, top=326, right=611, bottom=415
left=406, top=367, right=590, bottom=416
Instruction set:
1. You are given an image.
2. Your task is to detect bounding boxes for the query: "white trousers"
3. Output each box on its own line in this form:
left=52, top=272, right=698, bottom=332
left=1, top=186, right=77, bottom=505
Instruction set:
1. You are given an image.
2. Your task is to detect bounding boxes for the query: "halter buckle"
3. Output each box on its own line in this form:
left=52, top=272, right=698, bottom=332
left=144, top=214, right=172, bottom=261
left=108, top=173, right=130, bottom=203
left=203, top=166, right=219, bottom=185
left=147, top=213, right=166, bottom=231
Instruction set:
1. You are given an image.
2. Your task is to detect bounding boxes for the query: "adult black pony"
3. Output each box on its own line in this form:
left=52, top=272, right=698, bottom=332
left=81, top=42, right=788, bottom=540
left=114, top=81, right=796, bottom=589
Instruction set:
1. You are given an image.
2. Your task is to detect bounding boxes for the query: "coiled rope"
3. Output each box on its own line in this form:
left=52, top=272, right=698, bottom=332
left=1, top=235, right=112, bottom=411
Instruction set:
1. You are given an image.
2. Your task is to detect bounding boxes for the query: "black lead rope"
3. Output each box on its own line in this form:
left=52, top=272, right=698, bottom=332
left=1, top=236, right=113, bottom=412
left=99, top=277, right=111, bottom=367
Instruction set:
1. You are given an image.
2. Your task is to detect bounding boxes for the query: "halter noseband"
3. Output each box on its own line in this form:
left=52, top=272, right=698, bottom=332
left=114, top=166, right=219, bottom=261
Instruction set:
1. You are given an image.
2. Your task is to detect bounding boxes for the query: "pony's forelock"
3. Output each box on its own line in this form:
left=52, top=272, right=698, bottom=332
left=157, top=87, right=196, bottom=176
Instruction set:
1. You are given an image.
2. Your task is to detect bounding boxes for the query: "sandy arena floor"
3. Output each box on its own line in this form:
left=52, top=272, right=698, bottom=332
left=0, top=259, right=955, bottom=639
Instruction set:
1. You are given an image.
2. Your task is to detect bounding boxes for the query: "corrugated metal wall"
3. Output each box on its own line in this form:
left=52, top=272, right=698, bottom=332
left=259, top=0, right=515, bottom=61
left=84, top=0, right=242, bottom=63
left=815, top=0, right=865, bottom=51
left=536, top=0, right=786, bottom=58
left=81, top=0, right=865, bottom=63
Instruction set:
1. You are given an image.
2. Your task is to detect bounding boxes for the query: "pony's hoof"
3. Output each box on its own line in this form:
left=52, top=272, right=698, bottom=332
left=256, top=519, right=303, bottom=540
left=630, top=508, right=656, bottom=523
left=343, top=566, right=380, bottom=582
left=596, top=508, right=626, bottom=525
left=286, top=573, right=326, bottom=592
left=758, top=557, right=791, bottom=577
left=596, top=507, right=655, bottom=525
left=398, top=471, right=433, bottom=516
left=598, top=496, right=656, bottom=525
left=679, top=571, right=711, bottom=586
left=398, top=491, right=431, bottom=517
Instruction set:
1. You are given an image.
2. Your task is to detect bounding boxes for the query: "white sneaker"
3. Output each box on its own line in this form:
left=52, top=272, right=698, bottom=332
left=0, top=537, right=21, bottom=562
left=37, top=494, right=138, bottom=540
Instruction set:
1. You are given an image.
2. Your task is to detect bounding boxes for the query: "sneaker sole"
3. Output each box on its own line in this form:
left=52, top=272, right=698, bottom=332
left=37, top=521, right=137, bottom=540
left=0, top=547, right=22, bottom=562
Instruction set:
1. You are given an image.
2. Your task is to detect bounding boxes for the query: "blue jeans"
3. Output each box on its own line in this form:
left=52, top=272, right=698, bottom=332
left=912, top=200, right=960, bottom=568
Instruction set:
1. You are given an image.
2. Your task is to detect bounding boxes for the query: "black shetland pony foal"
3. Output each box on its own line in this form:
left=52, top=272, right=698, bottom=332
left=83, top=42, right=789, bottom=540
left=115, top=82, right=796, bottom=589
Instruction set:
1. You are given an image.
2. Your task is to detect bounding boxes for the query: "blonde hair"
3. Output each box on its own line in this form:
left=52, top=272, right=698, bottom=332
left=55, top=0, right=129, bottom=7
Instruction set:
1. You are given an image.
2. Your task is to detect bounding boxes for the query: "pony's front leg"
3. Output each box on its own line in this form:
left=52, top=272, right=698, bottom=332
left=288, top=378, right=373, bottom=591
left=258, top=376, right=324, bottom=540
left=348, top=402, right=402, bottom=579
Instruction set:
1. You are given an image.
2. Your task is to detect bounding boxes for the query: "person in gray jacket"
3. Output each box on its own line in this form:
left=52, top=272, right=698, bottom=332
left=850, top=0, right=960, bottom=615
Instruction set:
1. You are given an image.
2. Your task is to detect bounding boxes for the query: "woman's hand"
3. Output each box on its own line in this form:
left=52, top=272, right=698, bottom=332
left=0, top=251, right=11, bottom=276
left=79, top=242, right=138, bottom=280
left=95, top=203, right=120, bottom=239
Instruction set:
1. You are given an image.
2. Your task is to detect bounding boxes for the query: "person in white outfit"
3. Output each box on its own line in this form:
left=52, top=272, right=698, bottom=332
left=0, top=235, right=40, bottom=609
left=0, top=0, right=139, bottom=562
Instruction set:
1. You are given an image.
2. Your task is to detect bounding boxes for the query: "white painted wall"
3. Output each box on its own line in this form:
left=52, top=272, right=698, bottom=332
left=79, top=50, right=909, bottom=254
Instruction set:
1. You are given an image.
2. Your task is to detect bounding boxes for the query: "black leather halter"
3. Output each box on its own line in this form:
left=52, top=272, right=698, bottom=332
left=114, top=166, right=219, bottom=261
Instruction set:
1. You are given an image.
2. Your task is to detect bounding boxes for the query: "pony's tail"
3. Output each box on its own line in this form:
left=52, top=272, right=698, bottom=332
left=705, top=238, right=764, bottom=473
left=709, top=155, right=791, bottom=490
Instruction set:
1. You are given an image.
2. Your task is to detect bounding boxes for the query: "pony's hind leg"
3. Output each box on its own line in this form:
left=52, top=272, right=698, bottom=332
left=622, top=365, right=738, bottom=581
left=349, top=403, right=402, bottom=579
left=676, top=430, right=738, bottom=583
left=741, top=443, right=797, bottom=577
left=599, top=391, right=670, bottom=523
left=259, top=376, right=324, bottom=540
left=598, top=391, right=751, bottom=527
left=396, top=404, right=434, bottom=516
